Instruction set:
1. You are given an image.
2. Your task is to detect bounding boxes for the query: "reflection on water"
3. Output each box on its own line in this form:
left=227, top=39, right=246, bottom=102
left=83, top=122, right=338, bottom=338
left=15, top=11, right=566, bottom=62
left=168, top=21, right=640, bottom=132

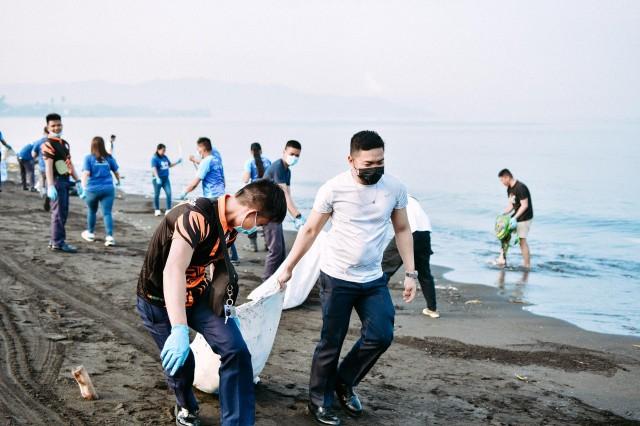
left=496, top=269, right=529, bottom=304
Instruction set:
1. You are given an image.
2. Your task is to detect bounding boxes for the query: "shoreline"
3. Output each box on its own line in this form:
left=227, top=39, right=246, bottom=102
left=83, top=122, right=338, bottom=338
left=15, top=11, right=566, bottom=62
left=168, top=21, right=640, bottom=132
left=0, top=180, right=639, bottom=424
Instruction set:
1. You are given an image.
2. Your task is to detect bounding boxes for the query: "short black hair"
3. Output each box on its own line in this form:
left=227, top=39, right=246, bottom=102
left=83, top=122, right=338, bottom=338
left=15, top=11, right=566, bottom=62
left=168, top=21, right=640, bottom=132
left=236, top=180, right=287, bottom=223
left=46, top=113, right=62, bottom=123
left=350, top=130, right=384, bottom=154
left=197, top=137, right=212, bottom=152
left=156, top=143, right=166, bottom=152
left=110, top=134, right=116, bottom=139
left=285, top=140, right=302, bottom=150
left=498, top=169, right=513, bottom=178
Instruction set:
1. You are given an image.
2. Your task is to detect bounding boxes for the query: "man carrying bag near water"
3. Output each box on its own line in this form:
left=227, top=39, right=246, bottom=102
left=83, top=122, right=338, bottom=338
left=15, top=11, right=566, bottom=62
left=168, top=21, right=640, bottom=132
left=277, top=131, right=418, bottom=426
left=136, top=180, right=286, bottom=426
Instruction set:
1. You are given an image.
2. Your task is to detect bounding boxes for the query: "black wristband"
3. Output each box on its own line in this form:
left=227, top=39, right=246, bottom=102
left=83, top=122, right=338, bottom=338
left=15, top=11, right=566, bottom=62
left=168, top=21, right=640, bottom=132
left=295, top=213, right=302, bottom=219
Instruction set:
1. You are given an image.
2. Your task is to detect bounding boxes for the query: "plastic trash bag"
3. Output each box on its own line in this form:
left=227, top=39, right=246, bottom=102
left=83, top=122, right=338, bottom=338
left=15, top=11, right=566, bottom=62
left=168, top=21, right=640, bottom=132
left=191, top=286, right=284, bottom=394
left=249, top=231, right=327, bottom=309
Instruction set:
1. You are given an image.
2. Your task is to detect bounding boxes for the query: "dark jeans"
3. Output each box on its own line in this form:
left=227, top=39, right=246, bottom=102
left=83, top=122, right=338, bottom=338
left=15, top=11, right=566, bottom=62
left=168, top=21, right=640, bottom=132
left=309, top=272, right=395, bottom=407
left=85, top=187, right=115, bottom=235
left=18, top=159, right=35, bottom=189
left=50, top=177, right=71, bottom=247
left=262, top=221, right=286, bottom=280
left=382, top=230, right=436, bottom=311
left=137, top=295, right=255, bottom=426
left=152, top=176, right=172, bottom=211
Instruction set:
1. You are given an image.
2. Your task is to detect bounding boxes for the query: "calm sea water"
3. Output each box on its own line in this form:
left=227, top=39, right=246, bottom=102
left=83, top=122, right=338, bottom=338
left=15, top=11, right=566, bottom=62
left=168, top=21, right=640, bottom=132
left=2, top=117, right=639, bottom=336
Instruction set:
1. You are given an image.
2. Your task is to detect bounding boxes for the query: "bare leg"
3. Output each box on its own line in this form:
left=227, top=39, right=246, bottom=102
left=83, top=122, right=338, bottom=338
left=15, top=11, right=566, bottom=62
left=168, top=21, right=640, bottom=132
left=520, top=238, right=531, bottom=269
left=496, top=248, right=506, bottom=267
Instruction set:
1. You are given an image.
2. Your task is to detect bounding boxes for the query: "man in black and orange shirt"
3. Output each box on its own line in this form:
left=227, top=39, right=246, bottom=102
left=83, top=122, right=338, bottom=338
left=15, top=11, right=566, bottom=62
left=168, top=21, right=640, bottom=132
left=137, top=180, right=286, bottom=426
left=42, top=113, right=83, bottom=253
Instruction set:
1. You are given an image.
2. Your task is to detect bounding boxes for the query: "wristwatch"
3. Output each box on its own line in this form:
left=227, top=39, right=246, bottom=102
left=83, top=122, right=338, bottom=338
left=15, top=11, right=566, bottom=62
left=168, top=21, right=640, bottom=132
left=405, top=271, right=419, bottom=280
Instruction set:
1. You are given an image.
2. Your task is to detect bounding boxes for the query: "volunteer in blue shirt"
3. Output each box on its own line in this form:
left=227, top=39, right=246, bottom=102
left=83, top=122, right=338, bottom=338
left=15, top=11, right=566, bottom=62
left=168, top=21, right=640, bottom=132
left=17, top=142, right=37, bottom=191
left=262, top=140, right=304, bottom=280
left=32, top=127, right=51, bottom=209
left=242, top=142, right=272, bottom=184
left=80, top=136, right=121, bottom=247
left=182, top=137, right=225, bottom=199
left=0, top=130, right=14, bottom=192
left=242, top=142, right=272, bottom=252
left=151, top=143, right=182, bottom=216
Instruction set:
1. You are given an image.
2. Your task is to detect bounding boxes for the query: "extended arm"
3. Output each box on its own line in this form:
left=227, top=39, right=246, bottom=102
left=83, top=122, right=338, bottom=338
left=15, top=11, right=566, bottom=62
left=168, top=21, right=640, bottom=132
left=512, top=198, right=529, bottom=220
left=277, top=210, right=331, bottom=287
left=183, top=176, right=202, bottom=195
left=391, top=208, right=417, bottom=303
left=279, top=183, right=301, bottom=218
left=162, top=238, right=194, bottom=326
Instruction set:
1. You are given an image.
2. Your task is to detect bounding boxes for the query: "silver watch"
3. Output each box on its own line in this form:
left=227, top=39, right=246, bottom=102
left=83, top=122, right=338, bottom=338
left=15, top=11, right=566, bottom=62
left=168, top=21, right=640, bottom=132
left=405, top=271, right=419, bottom=280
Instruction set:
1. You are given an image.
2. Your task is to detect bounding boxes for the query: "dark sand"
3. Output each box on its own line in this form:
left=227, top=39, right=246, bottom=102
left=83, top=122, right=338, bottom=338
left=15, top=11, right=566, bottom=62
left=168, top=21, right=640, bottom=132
left=0, top=181, right=639, bottom=425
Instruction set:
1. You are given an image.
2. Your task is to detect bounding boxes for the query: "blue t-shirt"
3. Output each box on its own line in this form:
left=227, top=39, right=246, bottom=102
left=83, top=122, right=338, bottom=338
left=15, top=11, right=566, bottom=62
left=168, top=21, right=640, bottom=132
left=264, top=159, right=291, bottom=186
left=244, top=156, right=272, bottom=182
left=83, top=154, right=119, bottom=192
left=31, top=137, right=48, bottom=169
left=197, top=150, right=225, bottom=198
left=151, top=154, right=171, bottom=178
left=17, top=143, right=34, bottom=161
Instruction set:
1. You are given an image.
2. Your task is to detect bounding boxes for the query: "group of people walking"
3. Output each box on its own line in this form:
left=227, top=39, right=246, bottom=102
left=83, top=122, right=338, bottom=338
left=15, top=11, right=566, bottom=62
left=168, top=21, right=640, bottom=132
left=1, top=114, right=532, bottom=426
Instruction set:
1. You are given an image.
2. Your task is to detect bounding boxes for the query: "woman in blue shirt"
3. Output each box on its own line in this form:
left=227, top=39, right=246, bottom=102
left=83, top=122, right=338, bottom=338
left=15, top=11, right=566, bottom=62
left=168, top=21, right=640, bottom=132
left=151, top=143, right=181, bottom=216
left=242, top=142, right=272, bottom=252
left=80, top=136, right=121, bottom=247
left=242, top=142, right=272, bottom=184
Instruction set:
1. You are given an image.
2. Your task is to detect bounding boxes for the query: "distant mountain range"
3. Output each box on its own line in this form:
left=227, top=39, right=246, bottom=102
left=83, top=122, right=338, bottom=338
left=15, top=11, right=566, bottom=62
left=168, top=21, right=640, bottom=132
left=0, top=79, right=429, bottom=120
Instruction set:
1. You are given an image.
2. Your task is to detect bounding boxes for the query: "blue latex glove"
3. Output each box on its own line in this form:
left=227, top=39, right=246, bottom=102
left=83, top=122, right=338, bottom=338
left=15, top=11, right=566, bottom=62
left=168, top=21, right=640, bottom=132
left=177, top=192, right=187, bottom=201
left=509, top=217, right=518, bottom=230
left=160, top=324, right=190, bottom=376
left=293, top=214, right=306, bottom=230
left=114, top=180, right=121, bottom=188
left=76, top=181, right=84, bottom=199
left=47, top=185, right=58, bottom=201
left=154, top=176, right=162, bottom=185
left=175, top=158, right=183, bottom=165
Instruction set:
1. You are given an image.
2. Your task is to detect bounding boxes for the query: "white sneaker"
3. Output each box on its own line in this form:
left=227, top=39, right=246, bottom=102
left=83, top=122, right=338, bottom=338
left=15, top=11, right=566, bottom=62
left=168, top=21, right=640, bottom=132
left=422, top=308, right=440, bottom=319
left=81, top=230, right=95, bottom=242
left=104, top=236, right=116, bottom=247
left=154, top=210, right=162, bottom=217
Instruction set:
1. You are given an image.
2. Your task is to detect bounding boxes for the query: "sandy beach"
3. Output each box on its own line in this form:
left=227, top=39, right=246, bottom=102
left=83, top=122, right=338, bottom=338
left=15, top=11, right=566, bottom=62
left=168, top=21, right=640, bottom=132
left=0, top=180, right=639, bottom=425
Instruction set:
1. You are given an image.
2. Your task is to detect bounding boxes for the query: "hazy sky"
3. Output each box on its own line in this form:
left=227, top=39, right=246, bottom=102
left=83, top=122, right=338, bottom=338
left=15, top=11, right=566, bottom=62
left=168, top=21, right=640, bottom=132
left=1, top=1, right=639, bottom=120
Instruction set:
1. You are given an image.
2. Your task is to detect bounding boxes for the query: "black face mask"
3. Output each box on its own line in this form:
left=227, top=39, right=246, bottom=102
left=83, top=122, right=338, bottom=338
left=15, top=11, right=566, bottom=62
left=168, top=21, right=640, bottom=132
left=357, top=166, right=384, bottom=185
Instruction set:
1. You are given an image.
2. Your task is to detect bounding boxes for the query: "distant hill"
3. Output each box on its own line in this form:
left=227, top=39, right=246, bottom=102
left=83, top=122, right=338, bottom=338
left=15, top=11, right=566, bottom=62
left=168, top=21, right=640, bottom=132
left=0, top=79, right=429, bottom=120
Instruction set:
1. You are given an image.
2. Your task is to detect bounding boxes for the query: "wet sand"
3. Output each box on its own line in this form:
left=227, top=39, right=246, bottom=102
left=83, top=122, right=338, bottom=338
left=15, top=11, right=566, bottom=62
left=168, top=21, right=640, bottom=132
left=0, top=181, right=639, bottom=425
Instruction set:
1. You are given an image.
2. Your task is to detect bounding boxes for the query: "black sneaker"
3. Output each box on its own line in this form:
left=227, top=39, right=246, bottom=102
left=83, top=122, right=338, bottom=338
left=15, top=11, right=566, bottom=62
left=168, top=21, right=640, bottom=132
left=50, top=243, right=78, bottom=253
left=175, top=405, right=201, bottom=426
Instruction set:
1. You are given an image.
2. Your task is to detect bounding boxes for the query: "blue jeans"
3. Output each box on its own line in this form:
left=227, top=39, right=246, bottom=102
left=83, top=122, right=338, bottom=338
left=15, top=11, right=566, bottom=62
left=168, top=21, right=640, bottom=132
left=85, top=187, right=115, bottom=236
left=153, top=176, right=172, bottom=211
left=137, top=295, right=255, bottom=426
left=309, top=272, right=395, bottom=407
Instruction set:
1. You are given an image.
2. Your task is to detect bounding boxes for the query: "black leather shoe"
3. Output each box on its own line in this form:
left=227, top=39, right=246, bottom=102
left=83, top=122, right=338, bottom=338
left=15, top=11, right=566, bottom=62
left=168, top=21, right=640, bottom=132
left=336, top=383, right=363, bottom=417
left=308, top=402, right=341, bottom=426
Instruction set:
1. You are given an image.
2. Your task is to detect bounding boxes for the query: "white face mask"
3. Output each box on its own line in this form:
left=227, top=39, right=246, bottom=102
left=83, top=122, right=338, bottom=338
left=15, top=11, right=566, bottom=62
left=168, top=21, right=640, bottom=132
left=50, top=131, right=62, bottom=138
left=286, top=154, right=299, bottom=167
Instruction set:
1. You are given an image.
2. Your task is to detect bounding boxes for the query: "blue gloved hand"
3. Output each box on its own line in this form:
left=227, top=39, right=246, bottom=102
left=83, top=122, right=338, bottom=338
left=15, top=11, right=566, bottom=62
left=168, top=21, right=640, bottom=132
left=293, top=214, right=306, bottom=230
left=177, top=192, right=187, bottom=201
left=154, top=176, right=162, bottom=185
left=160, top=324, right=190, bottom=376
left=509, top=216, right=518, bottom=230
left=114, top=180, right=121, bottom=188
left=175, top=158, right=183, bottom=165
left=76, top=181, right=84, bottom=199
left=47, top=185, right=58, bottom=201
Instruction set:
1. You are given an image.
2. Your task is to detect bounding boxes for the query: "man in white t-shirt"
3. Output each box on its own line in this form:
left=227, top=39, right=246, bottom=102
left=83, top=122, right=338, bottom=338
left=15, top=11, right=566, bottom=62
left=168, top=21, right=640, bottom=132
left=277, top=131, right=417, bottom=426
left=382, top=196, right=439, bottom=318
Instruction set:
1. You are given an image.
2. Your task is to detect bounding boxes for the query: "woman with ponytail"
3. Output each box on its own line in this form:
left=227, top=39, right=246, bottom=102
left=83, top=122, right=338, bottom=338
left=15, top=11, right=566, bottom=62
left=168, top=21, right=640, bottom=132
left=242, top=142, right=272, bottom=184
left=242, top=142, right=272, bottom=252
